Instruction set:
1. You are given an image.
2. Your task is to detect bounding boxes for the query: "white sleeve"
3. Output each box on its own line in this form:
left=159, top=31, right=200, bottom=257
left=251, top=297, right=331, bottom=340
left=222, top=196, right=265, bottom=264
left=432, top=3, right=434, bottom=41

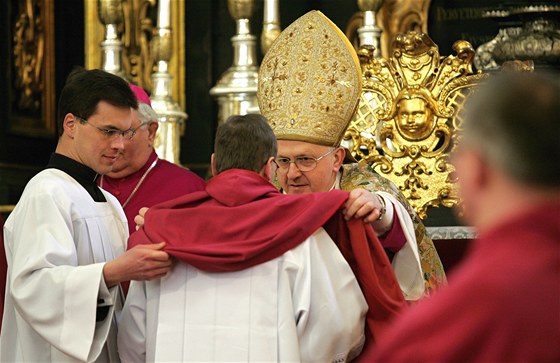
left=6, top=190, right=114, bottom=361
left=295, top=228, right=367, bottom=363
left=118, top=280, right=148, bottom=362
left=377, top=191, right=425, bottom=301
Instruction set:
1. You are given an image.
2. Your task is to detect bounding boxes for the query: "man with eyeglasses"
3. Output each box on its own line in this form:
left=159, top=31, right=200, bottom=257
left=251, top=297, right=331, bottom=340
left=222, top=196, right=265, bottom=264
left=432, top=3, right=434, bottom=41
left=1, top=68, right=172, bottom=362
left=258, top=10, right=446, bottom=304
left=98, top=84, right=205, bottom=237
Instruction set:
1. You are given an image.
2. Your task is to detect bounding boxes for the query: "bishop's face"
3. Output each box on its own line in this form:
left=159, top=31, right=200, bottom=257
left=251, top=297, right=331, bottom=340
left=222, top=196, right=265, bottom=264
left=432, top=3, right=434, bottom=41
left=276, top=140, right=343, bottom=194
left=108, top=108, right=157, bottom=179
left=396, top=98, right=435, bottom=140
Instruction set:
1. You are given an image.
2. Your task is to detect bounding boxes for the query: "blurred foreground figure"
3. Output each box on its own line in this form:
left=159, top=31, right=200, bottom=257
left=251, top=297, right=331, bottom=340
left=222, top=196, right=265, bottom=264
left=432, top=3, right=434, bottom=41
left=371, top=71, right=560, bottom=362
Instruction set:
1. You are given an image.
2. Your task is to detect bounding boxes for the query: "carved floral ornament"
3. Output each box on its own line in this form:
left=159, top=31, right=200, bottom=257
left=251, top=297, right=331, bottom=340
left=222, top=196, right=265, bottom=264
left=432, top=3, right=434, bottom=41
left=343, top=31, right=489, bottom=219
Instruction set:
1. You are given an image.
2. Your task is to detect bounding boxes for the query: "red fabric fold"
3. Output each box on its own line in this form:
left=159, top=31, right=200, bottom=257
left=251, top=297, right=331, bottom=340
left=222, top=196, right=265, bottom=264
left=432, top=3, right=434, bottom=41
left=324, top=214, right=406, bottom=354
left=129, top=169, right=405, bottom=347
left=129, top=169, right=351, bottom=270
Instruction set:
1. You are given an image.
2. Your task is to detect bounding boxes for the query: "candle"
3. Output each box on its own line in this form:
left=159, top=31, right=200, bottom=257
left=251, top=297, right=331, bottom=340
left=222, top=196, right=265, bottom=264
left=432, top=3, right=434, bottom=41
left=157, top=0, right=171, bottom=28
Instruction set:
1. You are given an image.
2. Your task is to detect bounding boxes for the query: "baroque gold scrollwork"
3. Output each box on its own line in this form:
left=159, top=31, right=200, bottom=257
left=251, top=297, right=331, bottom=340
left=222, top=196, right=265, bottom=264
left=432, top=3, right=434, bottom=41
left=343, top=31, right=488, bottom=219
left=87, top=0, right=185, bottom=102
left=96, top=0, right=156, bottom=87
left=121, top=0, right=157, bottom=89
left=11, top=0, right=55, bottom=136
left=14, top=0, right=44, bottom=112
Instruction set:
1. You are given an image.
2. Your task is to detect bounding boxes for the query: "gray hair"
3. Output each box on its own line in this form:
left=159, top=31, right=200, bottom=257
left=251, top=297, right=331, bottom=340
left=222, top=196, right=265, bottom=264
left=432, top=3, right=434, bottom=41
left=461, top=71, right=560, bottom=187
left=137, top=102, right=159, bottom=125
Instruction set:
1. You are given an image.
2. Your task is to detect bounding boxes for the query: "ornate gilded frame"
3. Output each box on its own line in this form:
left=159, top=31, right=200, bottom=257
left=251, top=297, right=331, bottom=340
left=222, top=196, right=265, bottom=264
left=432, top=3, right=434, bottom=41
left=377, top=0, right=431, bottom=57
left=10, top=0, right=56, bottom=137
left=84, top=0, right=186, bottom=110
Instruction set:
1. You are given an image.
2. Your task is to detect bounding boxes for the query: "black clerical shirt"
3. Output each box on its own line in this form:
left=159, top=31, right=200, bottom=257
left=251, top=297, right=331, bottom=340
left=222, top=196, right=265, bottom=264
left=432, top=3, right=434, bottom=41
left=46, top=153, right=107, bottom=202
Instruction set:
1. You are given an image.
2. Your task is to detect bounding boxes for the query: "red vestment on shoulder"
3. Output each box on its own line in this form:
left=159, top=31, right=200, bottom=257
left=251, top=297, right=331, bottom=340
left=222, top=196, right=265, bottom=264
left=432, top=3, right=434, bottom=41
left=100, top=150, right=206, bottom=236
left=130, top=169, right=406, bottom=349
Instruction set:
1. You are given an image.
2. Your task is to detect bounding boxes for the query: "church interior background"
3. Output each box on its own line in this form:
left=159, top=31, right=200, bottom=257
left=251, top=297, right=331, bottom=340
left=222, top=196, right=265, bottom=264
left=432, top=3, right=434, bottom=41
left=0, top=0, right=558, bottom=272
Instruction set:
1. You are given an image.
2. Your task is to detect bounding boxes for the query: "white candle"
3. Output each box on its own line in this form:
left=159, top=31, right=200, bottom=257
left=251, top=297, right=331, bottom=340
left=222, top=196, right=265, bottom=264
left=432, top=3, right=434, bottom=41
left=157, top=0, right=171, bottom=28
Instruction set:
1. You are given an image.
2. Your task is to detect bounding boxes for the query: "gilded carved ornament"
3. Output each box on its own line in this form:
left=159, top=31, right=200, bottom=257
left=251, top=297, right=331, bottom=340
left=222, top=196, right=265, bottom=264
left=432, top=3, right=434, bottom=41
left=343, top=31, right=488, bottom=219
left=346, top=0, right=430, bottom=58
left=377, top=0, right=430, bottom=57
left=123, top=0, right=159, bottom=88
left=86, top=0, right=185, bottom=108
left=12, top=0, right=56, bottom=136
left=96, top=0, right=157, bottom=87
left=14, top=0, right=45, bottom=113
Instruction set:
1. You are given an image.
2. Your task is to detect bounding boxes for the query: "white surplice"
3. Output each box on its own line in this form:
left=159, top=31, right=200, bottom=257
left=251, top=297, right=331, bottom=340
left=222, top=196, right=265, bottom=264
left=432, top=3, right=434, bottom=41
left=0, top=169, right=128, bottom=362
left=334, top=170, right=424, bottom=301
left=376, top=191, right=424, bottom=301
left=118, top=228, right=367, bottom=363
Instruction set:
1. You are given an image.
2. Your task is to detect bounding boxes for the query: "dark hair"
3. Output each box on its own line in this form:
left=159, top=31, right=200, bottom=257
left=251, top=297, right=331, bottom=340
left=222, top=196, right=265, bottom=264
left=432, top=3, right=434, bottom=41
left=461, top=71, right=560, bottom=186
left=56, top=67, right=138, bottom=136
left=214, top=114, right=278, bottom=174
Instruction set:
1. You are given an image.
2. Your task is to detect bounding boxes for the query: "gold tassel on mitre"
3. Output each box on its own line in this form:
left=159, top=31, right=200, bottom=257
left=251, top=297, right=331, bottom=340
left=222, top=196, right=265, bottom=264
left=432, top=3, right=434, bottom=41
left=257, top=10, right=362, bottom=147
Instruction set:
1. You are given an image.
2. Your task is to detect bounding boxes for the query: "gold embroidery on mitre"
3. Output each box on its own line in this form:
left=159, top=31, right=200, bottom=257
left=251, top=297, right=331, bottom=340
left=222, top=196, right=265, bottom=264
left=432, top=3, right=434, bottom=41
left=258, top=11, right=362, bottom=147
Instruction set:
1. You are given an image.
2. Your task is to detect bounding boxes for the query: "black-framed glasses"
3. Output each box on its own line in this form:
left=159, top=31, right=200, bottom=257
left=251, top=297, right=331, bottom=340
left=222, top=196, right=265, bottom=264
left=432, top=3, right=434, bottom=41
left=75, top=116, right=135, bottom=140
left=275, top=148, right=337, bottom=172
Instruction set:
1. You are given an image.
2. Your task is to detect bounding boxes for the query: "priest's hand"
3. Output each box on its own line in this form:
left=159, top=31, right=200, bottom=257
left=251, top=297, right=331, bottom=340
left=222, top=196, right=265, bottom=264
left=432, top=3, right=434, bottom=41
left=134, top=207, right=149, bottom=230
left=103, top=242, right=172, bottom=287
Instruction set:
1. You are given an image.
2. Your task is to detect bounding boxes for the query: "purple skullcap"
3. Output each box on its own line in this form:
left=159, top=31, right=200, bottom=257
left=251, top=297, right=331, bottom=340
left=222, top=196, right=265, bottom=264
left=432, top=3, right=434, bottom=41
left=130, top=84, right=151, bottom=106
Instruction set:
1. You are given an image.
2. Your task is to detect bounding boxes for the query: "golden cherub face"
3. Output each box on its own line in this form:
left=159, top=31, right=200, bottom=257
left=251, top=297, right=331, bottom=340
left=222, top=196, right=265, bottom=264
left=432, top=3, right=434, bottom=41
left=396, top=97, right=435, bottom=140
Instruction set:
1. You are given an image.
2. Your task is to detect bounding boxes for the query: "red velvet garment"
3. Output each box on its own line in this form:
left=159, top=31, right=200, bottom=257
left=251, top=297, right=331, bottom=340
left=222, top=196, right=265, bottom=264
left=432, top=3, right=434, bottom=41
left=378, top=212, right=406, bottom=253
left=100, top=150, right=206, bottom=236
left=370, top=202, right=560, bottom=362
left=130, top=169, right=405, bottom=348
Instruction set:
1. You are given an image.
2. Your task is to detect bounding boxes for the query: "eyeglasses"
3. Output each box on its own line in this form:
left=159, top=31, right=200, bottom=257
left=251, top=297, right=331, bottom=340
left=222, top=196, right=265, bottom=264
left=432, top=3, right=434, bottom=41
left=275, top=148, right=337, bottom=172
left=128, top=121, right=152, bottom=138
left=75, top=116, right=135, bottom=140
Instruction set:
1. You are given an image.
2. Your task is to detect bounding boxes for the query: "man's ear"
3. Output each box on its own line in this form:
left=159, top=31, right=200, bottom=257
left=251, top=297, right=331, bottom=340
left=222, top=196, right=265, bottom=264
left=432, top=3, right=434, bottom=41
left=210, top=153, right=217, bottom=176
left=472, top=151, right=492, bottom=190
left=333, top=147, right=345, bottom=171
left=63, top=114, right=78, bottom=138
left=147, top=121, right=158, bottom=143
left=455, top=148, right=489, bottom=201
left=261, top=156, right=276, bottom=181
